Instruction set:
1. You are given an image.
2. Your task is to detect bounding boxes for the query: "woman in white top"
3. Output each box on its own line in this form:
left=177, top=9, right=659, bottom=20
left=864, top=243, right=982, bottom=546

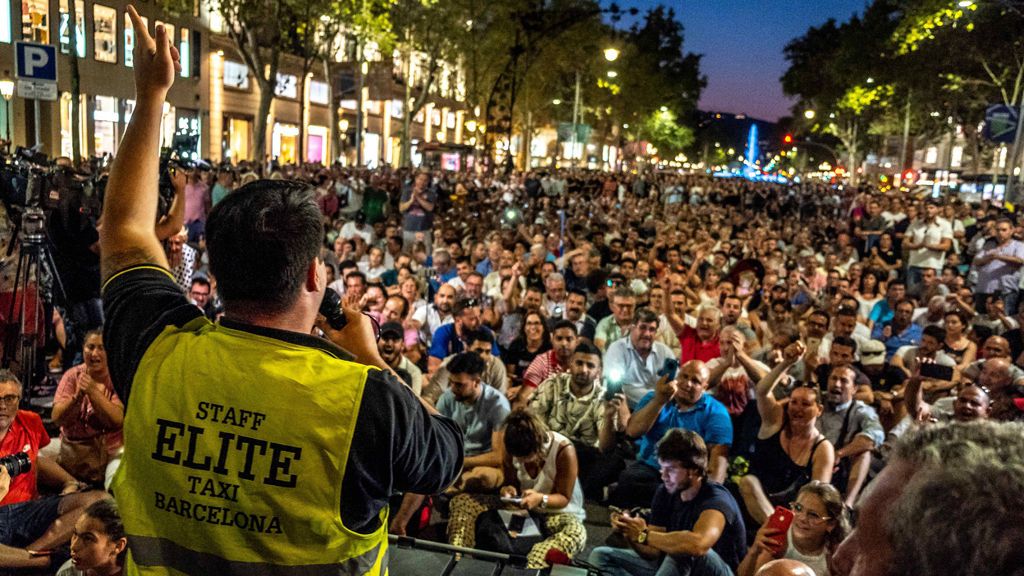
left=737, top=481, right=850, bottom=576
left=447, top=410, right=587, bottom=568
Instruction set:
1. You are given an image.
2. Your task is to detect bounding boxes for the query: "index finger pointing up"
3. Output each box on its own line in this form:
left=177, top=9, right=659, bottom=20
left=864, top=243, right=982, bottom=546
left=126, top=5, right=152, bottom=44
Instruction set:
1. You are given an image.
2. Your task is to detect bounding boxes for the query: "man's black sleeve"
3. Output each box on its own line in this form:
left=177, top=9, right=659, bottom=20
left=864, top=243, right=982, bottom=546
left=342, top=368, right=464, bottom=533
left=102, top=267, right=202, bottom=407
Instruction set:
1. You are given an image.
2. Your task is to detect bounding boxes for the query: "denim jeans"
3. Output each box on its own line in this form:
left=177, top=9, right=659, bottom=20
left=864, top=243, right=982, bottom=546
left=588, top=546, right=735, bottom=576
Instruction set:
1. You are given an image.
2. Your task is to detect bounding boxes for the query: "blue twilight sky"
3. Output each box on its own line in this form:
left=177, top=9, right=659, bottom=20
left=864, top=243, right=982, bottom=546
left=616, top=1, right=869, bottom=121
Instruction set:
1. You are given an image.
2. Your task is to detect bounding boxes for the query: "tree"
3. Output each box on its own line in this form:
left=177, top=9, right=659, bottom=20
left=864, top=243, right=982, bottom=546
left=282, top=0, right=393, bottom=164
left=641, top=108, right=694, bottom=159
left=390, top=0, right=463, bottom=167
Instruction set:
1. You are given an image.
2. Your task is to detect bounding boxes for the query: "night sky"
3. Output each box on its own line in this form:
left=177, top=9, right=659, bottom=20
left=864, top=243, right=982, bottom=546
left=617, top=0, right=868, bottom=121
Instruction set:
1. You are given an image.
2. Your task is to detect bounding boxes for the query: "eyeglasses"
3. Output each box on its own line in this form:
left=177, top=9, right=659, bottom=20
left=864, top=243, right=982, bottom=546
left=790, top=501, right=832, bottom=523
left=0, top=394, right=21, bottom=406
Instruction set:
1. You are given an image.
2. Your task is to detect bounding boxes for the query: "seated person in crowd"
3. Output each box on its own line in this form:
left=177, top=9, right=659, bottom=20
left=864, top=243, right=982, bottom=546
left=603, top=308, right=678, bottom=408
left=377, top=321, right=424, bottom=396
left=448, top=410, right=587, bottom=569
left=528, top=342, right=622, bottom=498
left=511, top=320, right=579, bottom=408
left=706, top=326, right=770, bottom=458
left=738, top=482, right=849, bottom=576
left=503, top=311, right=551, bottom=391
left=665, top=302, right=723, bottom=364
left=870, top=299, right=922, bottom=360
left=906, top=376, right=990, bottom=424
left=563, top=289, right=598, bottom=343
left=807, top=336, right=873, bottom=404
left=611, top=360, right=732, bottom=508
left=423, top=329, right=507, bottom=405
left=51, top=327, right=124, bottom=489
left=595, top=288, right=638, bottom=351
left=889, top=324, right=957, bottom=400
left=739, top=342, right=833, bottom=525
left=410, top=283, right=456, bottom=347
left=589, top=429, right=747, bottom=576
left=428, top=296, right=499, bottom=373
left=816, top=365, right=884, bottom=507
left=0, top=371, right=108, bottom=569
left=389, top=352, right=510, bottom=534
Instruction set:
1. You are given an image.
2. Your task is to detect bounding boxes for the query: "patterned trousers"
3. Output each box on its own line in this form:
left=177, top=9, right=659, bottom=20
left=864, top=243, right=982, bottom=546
left=446, top=493, right=587, bottom=568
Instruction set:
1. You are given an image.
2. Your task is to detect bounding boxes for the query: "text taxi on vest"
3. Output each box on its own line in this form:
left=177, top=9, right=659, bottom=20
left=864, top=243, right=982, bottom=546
left=149, top=401, right=297, bottom=534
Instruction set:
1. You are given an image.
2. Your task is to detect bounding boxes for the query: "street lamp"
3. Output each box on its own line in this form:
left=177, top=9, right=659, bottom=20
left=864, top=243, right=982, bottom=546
left=804, top=110, right=816, bottom=120
left=552, top=99, right=562, bottom=106
left=0, top=80, right=13, bottom=142
left=606, top=70, right=618, bottom=78
left=603, top=47, right=620, bottom=62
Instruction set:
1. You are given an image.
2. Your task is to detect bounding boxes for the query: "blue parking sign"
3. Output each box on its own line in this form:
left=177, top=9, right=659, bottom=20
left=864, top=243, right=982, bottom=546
left=15, top=41, right=58, bottom=82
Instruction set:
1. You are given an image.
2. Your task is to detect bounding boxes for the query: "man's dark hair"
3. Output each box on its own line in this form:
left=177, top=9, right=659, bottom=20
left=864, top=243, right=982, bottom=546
left=634, top=307, right=659, bottom=325
left=923, top=324, right=947, bottom=342
left=809, top=308, right=831, bottom=324
left=567, top=289, right=587, bottom=300
left=551, top=320, right=578, bottom=335
left=207, top=180, right=322, bottom=314
left=338, top=259, right=358, bottom=273
left=656, top=429, right=708, bottom=479
left=190, top=276, right=211, bottom=290
left=447, top=351, right=486, bottom=377
left=573, top=341, right=602, bottom=359
left=464, top=328, right=494, bottom=346
left=346, top=271, right=367, bottom=286
left=454, top=297, right=481, bottom=316
left=832, top=335, right=858, bottom=354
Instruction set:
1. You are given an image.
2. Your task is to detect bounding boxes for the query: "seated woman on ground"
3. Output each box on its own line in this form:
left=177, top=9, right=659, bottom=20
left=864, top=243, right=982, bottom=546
left=51, top=327, right=124, bottom=488
left=447, top=410, right=587, bottom=569
left=739, top=340, right=834, bottom=525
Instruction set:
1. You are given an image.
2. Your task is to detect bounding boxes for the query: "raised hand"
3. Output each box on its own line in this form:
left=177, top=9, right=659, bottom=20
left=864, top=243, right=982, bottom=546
left=127, top=5, right=181, bottom=99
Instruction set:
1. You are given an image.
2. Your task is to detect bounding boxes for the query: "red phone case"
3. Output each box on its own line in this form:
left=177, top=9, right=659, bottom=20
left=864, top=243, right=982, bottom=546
left=765, top=506, right=795, bottom=557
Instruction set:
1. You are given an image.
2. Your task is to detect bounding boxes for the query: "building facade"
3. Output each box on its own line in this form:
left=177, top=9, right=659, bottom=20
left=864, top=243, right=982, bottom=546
left=0, top=0, right=468, bottom=166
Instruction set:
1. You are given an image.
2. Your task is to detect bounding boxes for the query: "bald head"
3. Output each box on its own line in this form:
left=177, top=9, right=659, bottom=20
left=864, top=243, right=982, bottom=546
left=755, top=559, right=817, bottom=576
left=982, top=336, right=1011, bottom=359
left=979, top=357, right=1014, bottom=392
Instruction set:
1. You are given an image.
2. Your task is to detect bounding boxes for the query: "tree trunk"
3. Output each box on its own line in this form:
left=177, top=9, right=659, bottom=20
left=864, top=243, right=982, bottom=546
left=253, top=47, right=280, bottom=172
left=69, top=0, right=81, bottom=164
left=400, top=47, right=412, bottom=167
left=298, top=65, right=309, bottom=165
left=325, top=57, right=341, bottom=164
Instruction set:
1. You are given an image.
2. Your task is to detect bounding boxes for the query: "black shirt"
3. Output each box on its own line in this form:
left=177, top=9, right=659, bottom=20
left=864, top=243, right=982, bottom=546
left=650, top=481, right=746, bottom=570
left=102, top=267, right=464, bottom=533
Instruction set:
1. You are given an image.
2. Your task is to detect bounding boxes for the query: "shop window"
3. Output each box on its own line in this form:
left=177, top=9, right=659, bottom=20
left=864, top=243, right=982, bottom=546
left=21, top=0, right=49, bottom=43
left=93, top=4, right=116, bottom=63
left=124, top=12, right=147, bottom=68
left=59, top=0, right=85, bottom=57
left=275, top=74, right=297, bottom=99
left=179, top=28, right=190, bottom=77
left=94, top=95, right=119, bottom=155
left=309, top=81, right=329, bottom=105
left=1, top=0, right=12, bottom=43
left=224, top=61, right=249, bottom=90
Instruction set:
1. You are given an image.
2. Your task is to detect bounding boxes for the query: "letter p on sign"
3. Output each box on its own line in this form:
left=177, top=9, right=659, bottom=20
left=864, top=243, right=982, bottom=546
left=15, top=41, right=58, bottom=82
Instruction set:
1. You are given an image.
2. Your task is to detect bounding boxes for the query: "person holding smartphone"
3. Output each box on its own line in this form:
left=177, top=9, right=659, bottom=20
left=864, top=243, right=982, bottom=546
left=737, top=482, right=849, bottom=576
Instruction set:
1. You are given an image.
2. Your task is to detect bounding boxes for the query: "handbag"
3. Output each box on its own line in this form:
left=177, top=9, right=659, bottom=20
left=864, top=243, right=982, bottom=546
left=58, top=434, right=109, bottom=485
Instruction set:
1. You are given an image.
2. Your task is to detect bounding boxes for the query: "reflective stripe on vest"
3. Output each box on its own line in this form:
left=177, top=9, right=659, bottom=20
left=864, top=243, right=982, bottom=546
left=128, top=534, right=387, bottom=576
left=114, top=317, right=388, bottom=574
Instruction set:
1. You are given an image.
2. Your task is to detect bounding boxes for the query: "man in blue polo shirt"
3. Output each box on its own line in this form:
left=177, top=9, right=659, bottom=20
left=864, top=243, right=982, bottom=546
left=428, top=297, right=500, bottom=373
left=610, top=360, right=732, bottom=507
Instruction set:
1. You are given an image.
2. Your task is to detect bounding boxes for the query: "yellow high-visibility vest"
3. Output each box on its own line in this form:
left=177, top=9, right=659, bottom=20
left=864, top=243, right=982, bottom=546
left=113, top=314, right=388, bottom=575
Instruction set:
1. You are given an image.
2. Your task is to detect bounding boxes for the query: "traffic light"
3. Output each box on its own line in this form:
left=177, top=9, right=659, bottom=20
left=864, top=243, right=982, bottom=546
left=783, top=134, right=794, bottom=145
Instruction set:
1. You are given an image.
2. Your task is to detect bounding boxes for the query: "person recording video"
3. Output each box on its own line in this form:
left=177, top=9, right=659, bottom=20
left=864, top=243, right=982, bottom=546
left=98, top=7, right=463, bottom=574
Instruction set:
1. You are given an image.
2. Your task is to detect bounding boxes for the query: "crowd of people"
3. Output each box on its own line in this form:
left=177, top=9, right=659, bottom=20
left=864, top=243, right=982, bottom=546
left=1, top=19, right=1024, bottom=574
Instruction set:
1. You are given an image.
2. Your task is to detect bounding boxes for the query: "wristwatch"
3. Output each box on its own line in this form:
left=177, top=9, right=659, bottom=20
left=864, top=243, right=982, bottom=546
left=637, top=528, right=649, bottom=544
left=541, top=494, right=549, bottom=509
